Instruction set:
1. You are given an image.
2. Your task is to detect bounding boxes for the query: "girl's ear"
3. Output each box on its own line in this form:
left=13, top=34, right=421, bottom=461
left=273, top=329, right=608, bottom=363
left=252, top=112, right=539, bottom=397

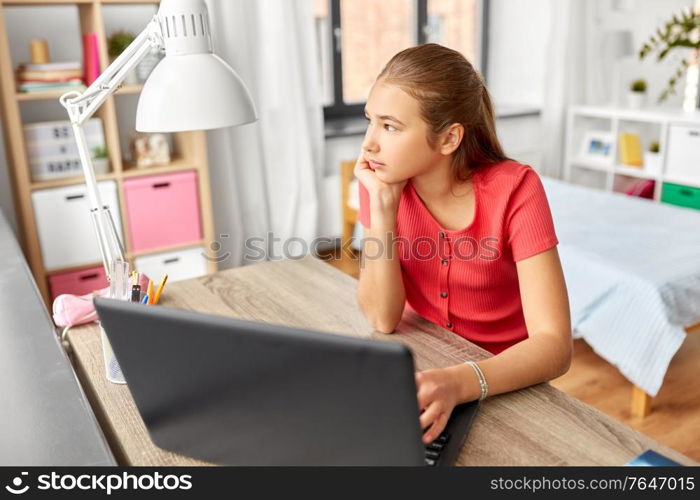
left=439, top=123, right=464, bottom=156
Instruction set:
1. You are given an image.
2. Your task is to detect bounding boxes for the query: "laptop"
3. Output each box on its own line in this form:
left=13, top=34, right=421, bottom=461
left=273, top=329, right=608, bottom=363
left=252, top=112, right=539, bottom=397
left=94, top=297, right=479, bottom=466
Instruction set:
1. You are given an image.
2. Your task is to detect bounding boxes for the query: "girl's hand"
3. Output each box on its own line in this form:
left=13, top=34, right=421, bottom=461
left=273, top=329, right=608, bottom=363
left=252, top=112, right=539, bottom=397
left=353, top=149, right=407, bottom=214
left=415, top=367, right=463, bottom=444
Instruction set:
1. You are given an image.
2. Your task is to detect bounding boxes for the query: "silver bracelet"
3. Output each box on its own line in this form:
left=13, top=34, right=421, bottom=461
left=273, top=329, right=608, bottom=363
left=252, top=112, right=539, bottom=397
left=464, top=361, right=488, bottom=401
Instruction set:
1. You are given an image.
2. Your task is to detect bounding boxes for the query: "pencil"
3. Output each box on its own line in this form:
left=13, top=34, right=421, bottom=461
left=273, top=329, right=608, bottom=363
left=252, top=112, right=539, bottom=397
left=146, top=280, right=154, bottom=305
left=153, top=274, right=168, bottom=305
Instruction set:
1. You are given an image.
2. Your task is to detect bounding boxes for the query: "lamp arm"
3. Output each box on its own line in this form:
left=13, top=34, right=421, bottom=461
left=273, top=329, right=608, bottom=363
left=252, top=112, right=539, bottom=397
left=60, top=17, right=164, bottom=125
left=57, top=16, right=163, bottom=281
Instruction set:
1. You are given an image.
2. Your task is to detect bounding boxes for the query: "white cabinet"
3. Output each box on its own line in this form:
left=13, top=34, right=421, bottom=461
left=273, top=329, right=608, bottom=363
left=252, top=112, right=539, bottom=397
left=31, top=181, right=122, bottom=270
left=665, top=124, right=700, bottom=183
left=565, top=105, right=700, bottom=199
left=134, top=246, right=208, bottom=283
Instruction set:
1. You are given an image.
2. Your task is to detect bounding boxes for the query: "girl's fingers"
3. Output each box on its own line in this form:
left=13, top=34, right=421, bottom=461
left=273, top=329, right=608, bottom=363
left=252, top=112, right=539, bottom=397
left=415, top=381, right=433, bottom=412
left=422, top=412, right=448, bottom=444
left=419, top=401, right=442, bottom=430
left=416, top=389, right=430, bottom=411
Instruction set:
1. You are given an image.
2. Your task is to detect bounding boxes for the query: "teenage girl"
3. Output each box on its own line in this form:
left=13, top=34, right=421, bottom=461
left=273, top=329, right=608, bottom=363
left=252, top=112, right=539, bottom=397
left=355, top=44, right=572, bottom=444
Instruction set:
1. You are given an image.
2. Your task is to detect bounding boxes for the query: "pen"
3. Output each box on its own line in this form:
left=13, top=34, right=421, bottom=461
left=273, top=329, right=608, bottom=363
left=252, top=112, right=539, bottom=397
left=153, top=274, right=168, bottom=305
left=131, top=284, right=141, bottom=303
left=146, top=280, right=154, bottom=305
left=141, top=294, right=149, bottom=305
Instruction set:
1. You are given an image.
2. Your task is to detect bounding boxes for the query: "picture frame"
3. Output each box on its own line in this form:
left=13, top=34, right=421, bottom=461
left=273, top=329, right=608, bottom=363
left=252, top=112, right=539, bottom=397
left=578, top=130, right=614, bottom=165
left=129, top=132, right=171, bottom=168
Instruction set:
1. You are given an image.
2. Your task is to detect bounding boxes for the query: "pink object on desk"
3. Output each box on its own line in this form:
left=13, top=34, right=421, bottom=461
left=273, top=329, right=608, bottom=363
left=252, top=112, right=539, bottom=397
left=123, top=170, right=202, bottom=252
left=52, top=273, right=151, bottom=328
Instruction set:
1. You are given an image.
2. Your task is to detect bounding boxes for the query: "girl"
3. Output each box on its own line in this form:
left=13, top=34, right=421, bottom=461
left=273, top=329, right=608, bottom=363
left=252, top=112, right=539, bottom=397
left=355, top=44, right=572, bottom=444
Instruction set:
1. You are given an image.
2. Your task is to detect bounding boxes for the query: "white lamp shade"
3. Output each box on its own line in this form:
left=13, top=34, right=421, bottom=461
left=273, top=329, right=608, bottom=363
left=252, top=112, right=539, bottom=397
left=136, top=53, right=257, bottom=132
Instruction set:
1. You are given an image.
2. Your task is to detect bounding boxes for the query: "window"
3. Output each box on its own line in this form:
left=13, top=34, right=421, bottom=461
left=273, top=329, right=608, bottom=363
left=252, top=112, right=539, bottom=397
left=313, top=0, right=488, bottom=119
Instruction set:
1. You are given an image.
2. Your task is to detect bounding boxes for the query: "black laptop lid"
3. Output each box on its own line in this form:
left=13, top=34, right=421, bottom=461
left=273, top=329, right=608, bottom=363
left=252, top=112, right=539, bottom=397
left=94, top=297, right=425, bottom=465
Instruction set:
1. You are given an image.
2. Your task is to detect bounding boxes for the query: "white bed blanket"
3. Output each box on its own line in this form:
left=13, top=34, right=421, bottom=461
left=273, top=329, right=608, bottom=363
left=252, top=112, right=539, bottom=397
left=541, top=177, right=700, bottom=396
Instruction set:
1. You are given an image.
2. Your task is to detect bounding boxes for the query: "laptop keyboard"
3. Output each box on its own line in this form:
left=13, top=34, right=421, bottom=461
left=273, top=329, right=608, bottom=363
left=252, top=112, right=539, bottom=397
left=424, top=432, right=449, bottom=466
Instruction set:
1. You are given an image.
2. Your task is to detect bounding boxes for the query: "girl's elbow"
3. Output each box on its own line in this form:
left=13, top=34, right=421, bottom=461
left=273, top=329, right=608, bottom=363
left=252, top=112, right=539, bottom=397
left=356, top=290, right=402, bottom=333
left=558, top=352, right=572, bottom=377
left=556, top=336, right=573, bottom=377
left=372, top=318, right=399, bottom=334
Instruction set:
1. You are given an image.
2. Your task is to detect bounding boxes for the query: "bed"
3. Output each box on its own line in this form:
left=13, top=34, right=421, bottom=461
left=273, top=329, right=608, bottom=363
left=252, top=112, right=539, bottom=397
left=542, top=177, right=700, bottom=416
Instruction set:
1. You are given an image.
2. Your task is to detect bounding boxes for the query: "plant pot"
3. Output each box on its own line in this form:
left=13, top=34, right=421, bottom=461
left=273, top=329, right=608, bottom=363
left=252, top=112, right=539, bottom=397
left=92, top=157, right=109, bottom=175
left=643, top=151, right=661, bottom=175
left=627, top=91, right=646, bottom=109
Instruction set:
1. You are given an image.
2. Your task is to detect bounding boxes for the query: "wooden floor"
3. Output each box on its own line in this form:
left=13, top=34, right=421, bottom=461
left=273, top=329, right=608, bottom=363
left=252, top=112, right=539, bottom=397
left=320, top=249, right=700, bottom=461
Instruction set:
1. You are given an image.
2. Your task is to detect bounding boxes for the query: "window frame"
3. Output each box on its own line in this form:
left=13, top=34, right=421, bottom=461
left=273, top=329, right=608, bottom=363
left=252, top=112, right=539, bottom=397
left=323, top=0, right=490, bottom=120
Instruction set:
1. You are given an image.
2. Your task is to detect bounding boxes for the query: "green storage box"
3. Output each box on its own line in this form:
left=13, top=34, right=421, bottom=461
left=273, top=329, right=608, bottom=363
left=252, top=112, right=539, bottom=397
left=661, top=182, right=700, bottom=210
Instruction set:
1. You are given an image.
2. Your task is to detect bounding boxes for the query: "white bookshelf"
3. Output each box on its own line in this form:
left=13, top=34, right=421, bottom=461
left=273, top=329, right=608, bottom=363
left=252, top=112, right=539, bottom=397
left=564, top=104, right=700, bottom=202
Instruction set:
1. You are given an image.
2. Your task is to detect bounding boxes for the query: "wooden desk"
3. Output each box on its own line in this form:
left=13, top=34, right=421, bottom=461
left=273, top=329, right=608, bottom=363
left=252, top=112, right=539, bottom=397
left=67, top=256, right=696, bottom=466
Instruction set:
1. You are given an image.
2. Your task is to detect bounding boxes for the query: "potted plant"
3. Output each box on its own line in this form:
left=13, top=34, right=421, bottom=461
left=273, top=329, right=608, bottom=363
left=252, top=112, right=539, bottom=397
left=639, top=7, right=700, bottom=111
left=627, top=79, right=647, bottom=109
left=91, top=145, right=110, bottom=175
left=107, top=30, right=139, bottom=85
left=644, top=141, right=662, bottom=175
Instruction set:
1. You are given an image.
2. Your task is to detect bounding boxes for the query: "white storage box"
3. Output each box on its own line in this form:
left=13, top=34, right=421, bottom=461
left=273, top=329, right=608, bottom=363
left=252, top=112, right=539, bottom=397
left=134, top=247, right=208, bottom=283
left=665, top=124, right=700, bottom=183
left=24, top=118, right=107, bottom=182
left=25, top=135, right=104, bottom=159
left=23, top=118, right=103, bottom=144
left=32, top=181, right=122, bottom=270
left=29, top=157, right=109, bottom=181
left=24, top=118, right=109, bottom=181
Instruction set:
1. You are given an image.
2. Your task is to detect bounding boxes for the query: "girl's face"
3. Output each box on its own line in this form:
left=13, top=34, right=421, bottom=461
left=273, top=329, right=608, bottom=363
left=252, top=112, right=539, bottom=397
left=362, top=80, right=444, bottom=184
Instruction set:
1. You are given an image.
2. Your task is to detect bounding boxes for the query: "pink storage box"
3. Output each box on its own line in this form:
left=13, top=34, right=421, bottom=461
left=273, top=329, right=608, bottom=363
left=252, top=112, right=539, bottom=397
left=123, top=170, right=202, bottom=252
left=48, top=265, right=108, bottom=301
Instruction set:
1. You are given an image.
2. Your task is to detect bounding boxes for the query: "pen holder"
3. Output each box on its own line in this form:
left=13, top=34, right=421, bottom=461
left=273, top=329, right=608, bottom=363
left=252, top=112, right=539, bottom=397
left=100, top=259, right=130, bottom=384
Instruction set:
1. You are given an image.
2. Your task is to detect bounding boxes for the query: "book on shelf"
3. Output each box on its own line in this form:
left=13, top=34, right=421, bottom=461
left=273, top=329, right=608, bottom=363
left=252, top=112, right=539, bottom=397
left=83, top=33, right=100, bottom=85
left=18, top=80, right=85, bottom=93
left=21, top=61, right=81, bottom=72
left=17, top=68, right=83, bottom=82
left=619, top=133, right=643, bottom=167
left=16, top=61, right=85, bottom=93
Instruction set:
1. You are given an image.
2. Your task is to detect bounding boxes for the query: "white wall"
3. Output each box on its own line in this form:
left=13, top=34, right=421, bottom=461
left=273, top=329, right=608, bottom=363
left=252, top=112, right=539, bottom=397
left=486, top=0, right=695, bottom=109
left=600, top=0, right=692, bottom=108
left=487, top=0, right=551, bottom=107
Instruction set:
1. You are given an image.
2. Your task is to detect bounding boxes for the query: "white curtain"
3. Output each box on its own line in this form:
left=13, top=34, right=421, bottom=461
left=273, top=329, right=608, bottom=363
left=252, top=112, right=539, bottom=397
left=204, top=0, right=325, bottom=268
left=540, top=0, right=607, bottom=178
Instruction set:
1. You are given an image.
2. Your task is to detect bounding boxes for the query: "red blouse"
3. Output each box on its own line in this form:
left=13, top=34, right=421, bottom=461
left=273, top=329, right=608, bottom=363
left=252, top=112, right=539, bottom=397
left=358, top=160, right=559, bottom=354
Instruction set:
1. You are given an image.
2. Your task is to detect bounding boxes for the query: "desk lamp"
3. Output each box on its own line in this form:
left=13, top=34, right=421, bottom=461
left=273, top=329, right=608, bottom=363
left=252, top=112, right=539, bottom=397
left=59, top=0, right=256, bottom=384
left=60, top=0, right=257, bottom=290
